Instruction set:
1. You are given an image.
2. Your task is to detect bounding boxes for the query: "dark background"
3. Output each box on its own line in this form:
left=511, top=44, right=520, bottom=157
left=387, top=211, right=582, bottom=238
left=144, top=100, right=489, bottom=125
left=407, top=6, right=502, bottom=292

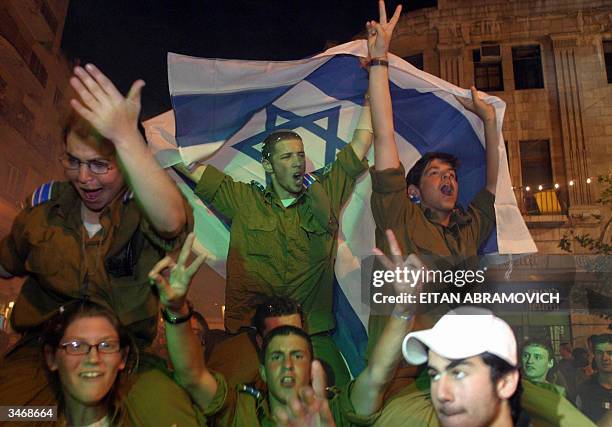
left=61, top=0, right=435, bottom=118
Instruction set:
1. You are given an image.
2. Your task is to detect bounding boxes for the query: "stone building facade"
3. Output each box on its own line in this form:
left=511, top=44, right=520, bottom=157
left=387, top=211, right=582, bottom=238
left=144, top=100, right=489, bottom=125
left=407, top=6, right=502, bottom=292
left=388, top=0, right=612, bottom=254
left=0, top=0, right=71, bottom=335
left=386, top=0, right=612, bottom=349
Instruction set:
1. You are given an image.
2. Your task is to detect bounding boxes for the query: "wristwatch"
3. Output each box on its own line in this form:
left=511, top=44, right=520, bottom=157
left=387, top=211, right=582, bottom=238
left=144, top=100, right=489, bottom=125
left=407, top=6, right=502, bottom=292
left=162, top=300, right=194, bottom=324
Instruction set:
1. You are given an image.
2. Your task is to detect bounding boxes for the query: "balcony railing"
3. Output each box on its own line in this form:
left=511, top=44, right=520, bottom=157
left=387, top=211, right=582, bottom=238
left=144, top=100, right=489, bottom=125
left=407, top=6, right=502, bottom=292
left=517, top=185, right=568, bottom=217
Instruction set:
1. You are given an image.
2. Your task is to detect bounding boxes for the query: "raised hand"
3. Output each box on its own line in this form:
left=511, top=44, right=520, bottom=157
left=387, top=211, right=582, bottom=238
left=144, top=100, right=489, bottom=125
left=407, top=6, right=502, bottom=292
left=366, top=0, right=402, bottom=60
left=275, top=360, right=335, bottom=427
left=69, top=63, right=145, bottom=144
left=373, top=229, right=425, bottom=316
left=455, top=86, right=497, bottom=124
left=148, top=233, right=206, bottom=310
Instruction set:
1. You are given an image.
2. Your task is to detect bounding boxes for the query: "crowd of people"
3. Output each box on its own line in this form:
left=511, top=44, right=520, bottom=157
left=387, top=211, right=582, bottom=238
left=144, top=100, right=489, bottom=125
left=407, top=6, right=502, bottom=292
left=0, top=1, right=609, bottom=426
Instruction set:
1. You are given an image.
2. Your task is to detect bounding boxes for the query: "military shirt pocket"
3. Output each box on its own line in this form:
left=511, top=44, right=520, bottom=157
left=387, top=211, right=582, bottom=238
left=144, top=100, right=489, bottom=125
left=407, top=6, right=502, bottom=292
left=25, top=244, right=61, bottom=277
left=25, top=242, right=79, bottom=296
left=246, top=217, right=277, bottom=256
left=299, top=214, right=336, bottom=261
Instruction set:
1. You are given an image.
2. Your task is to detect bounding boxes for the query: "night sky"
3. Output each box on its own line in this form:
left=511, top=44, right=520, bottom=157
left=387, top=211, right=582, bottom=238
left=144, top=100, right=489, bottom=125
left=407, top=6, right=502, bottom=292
left=61, top=0, right=435, bottom=119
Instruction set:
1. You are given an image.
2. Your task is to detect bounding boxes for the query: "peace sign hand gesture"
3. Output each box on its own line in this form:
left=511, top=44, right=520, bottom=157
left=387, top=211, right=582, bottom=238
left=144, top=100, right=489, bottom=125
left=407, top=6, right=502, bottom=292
left=366, top=0, right=402, bottom=60
left=275, top=361, right=336, bottom=427
left=148, top=233, right=207, bottom=310
left=373, top=230, right=426, bottom=317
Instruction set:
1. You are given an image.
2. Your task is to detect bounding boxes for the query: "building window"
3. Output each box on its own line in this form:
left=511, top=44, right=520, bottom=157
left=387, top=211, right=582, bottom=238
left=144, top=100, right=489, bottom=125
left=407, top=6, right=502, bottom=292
left=604, top=40, right=612, bottom=84
left=512, top=45, right=544, bottom=90
left=473, top=49, right=504, bottom=92
left=4, top=162, right=25, bottom=202
left=520, top=140, right=553, bottom=188
left=29, top=52, right=48, bottom=87
left=520, top=140, right=555, bottom=214
left=40, top=0, right=58, bottom=34
left=53, top=87, right=63, bottom=107
left=15, top=104, right=34, bottom=140
left=403, top=53, right=424, bottom=70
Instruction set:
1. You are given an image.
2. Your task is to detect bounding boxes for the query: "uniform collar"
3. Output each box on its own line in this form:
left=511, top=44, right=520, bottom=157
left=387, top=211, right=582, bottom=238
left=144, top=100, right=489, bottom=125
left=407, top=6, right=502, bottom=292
left=419, top=203, right=472, bottom=229
left=263, top=183, right=307, bottom=206
left=52, top=183, right=129, bottom=231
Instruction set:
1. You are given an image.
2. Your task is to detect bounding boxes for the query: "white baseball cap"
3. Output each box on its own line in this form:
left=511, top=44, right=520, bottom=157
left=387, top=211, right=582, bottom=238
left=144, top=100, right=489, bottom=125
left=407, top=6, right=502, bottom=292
left=402, top=306, right=518, bottom=367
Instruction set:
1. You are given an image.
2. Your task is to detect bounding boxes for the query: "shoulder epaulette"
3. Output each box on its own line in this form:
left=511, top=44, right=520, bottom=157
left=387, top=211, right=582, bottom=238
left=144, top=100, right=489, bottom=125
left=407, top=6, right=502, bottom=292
left=30, top=181, right=55, bottom=207
left=250, top=180, right=266, bottom=193
left=238, top=384, right=263, bottom=401
left=312, top=163, right=333, bottom=177
left=123, top=190, right=135, bottom=204
left=303, top=173, right=317, bottom=189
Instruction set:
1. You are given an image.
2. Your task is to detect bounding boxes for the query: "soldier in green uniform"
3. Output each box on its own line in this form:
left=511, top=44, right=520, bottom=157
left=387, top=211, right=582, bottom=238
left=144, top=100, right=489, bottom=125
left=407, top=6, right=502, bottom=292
left=521, top=341, right=567, bottom=397
left=365, top=6, right=593, bottom=425
left=0, top=64, right=198, bottom=426
left=149, top=181, right=423, bottom=427
left=176, top=30, right=393, bottom=388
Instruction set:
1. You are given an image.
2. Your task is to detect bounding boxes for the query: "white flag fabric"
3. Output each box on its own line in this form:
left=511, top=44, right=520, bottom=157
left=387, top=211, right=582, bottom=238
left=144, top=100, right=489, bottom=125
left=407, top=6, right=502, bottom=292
left=143, top=40, right=536, bottom=374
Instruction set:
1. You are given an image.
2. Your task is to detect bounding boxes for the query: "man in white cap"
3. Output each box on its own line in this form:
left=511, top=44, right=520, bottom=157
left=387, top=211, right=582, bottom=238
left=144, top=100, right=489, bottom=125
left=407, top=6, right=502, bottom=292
left=402, top=307, right=521, bottom=427
left=373, top=307, right=596, bottom=427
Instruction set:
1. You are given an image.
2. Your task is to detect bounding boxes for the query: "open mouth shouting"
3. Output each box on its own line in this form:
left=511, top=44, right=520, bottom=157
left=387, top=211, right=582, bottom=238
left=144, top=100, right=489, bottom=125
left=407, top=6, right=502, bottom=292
left=80, top=187, right=104, bottom=202
left=292, top=172, right=304, bottom=187
left=280, top=375, right=296, bottom=388
left=440, top=183, right=454, bottom=197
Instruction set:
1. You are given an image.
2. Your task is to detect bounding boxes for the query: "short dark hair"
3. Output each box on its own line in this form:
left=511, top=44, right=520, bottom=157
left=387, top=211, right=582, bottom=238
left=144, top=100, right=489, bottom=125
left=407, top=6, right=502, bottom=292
left=522, top=340, right=554, bottom=361
left=592, top=334, right=612, bottom=348
left=261, top=130, right=302, bottom=160
left=253, top=296, right=304, bottom=336
left=42, top=301, right=136, bottom=425
left=259, top=325, right=313, bottom=364
left=405, top=152, right=459, bottom=188
left=481, top=352, right=522, bottom=425
left=62, top=112, right=110, bottom=146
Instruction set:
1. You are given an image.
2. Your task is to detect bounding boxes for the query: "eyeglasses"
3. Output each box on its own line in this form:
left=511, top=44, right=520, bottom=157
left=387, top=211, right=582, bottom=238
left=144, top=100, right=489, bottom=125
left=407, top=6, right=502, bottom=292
left=59, top=340, right=121, bottom=355
left=59, top=155, right=114, bottom=175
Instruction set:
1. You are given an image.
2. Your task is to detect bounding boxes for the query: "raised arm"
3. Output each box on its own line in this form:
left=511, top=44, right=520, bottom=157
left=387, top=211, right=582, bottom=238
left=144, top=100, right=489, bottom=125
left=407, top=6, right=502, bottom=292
left=148, top=233, right=218, bottom=408
left=70, top=64, right=186, bottom=235
left=350, top=230, right=424, bottom=415
left=369, top=0, right=401, bottom=170
left=349, top=95, right=374, bottom=161
left=456, top=86, right=499, bottom=195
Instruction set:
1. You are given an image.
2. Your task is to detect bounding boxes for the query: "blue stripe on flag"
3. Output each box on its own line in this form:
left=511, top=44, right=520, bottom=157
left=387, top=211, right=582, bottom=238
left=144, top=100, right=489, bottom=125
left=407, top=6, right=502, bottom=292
left=332, top=276, right=367, bottom=377
left=164, top=45, right=522, bottom=377
left=303, top=55, right=497, bottom=253
left=172, top=86, right=293, bottom=147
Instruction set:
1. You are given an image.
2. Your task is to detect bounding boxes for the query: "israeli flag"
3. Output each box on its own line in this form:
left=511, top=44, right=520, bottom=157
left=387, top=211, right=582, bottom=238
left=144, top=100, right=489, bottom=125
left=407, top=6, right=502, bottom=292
left=144, top=40, right=536, bottom=376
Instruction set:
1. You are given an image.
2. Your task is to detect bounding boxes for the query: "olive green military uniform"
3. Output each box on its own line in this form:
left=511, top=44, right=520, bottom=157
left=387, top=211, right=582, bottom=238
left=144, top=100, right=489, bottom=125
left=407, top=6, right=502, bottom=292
left=367, top=163, right=496, bottom=393
left=207, top=331, right=264, bottom=391
left=203, top=372, right=380, bottom=426
left=195, top=144, right=368, bottom=386
left=0, top=181, right=201, bottom=426
left=374, top=380, right=595, bottom=427
left=367, top=165, right=595, bottom=426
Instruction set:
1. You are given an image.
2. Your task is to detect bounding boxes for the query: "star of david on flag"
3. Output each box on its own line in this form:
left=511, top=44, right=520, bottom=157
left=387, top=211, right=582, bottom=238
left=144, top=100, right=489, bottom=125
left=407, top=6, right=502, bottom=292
left=144, top=40, right=536, bottom=376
